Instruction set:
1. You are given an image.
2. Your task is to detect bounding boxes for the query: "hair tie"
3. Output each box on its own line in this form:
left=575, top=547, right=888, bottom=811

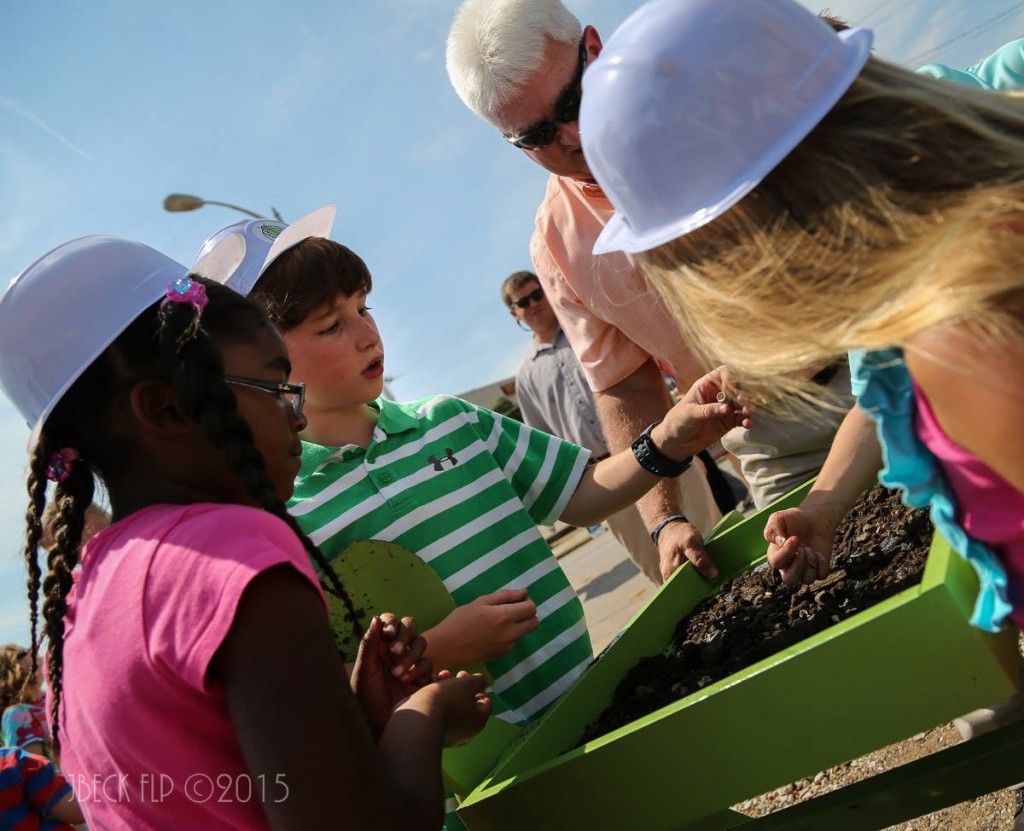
left=47, top=449, right=80, bottom=483
left=162, top=276, right=208, bottom=312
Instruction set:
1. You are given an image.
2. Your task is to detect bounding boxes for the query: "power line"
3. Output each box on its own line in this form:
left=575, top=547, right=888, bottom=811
left=855, top=0, right=899, bottom=26
left=905, top=2, right=1024, bottom=65
left=871, top=0, right=917, bottom=31
left=874, top=0, right=962, bottom=39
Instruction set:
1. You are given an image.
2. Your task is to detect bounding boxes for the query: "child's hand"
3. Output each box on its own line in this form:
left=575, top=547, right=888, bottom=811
left=655, top=366, right=751, bottom=458
left=423, top=589, right=539, bottom=669
left=378, top=612, right=433, bottom=686
left=407, top=671, right=492, bottom=747
left=764, top=503, right=841, bottom=587
left=351, top=614, right=432, bottom=738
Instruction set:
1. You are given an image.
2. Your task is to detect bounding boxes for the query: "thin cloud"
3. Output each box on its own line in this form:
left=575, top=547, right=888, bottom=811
left=261, top=27, right=338, bottom=127
left=366, top=214, right=442, bottom=287
left=0, top=142, right=68, bottom=256
left=0, top=96, right=95, bottom=163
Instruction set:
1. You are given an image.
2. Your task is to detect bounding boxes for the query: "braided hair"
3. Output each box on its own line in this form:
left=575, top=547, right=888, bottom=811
left=25, top=277, right=361, bottom=752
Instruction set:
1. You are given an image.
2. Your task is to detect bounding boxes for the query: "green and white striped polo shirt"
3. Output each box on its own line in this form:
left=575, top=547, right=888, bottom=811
left=289, top=395, right=594, bottom=725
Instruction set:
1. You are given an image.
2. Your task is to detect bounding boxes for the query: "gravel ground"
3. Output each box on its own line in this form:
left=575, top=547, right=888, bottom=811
left=727, top=503, right=1023, bottom=830
left=733, top=721, right=1020, bottom=829
left=734, top=633, right=1024, bottom=829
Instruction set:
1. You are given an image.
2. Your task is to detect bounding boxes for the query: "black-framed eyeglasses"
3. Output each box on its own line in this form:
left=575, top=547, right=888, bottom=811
left=511, top=287, right=545, bottom=309
left=224, top=375, right=306, bottom=419
left=504, top=39, right=588, bottom=150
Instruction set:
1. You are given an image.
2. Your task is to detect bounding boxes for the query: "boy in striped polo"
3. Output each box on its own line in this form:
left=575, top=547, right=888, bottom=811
left=196, top=210, right=747, bottom=729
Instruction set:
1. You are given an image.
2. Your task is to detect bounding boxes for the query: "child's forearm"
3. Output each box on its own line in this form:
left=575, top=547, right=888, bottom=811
left=564, top=370, right=744, bottom=527
left=48, top=790, right=86, bottom=825
left=377, top=704, right=446, bottom=831
left=802, top=404, right=881, bottom=519
left=421, top=622, right=457, bottom=669
left=560, top=451, right=662, bottom=526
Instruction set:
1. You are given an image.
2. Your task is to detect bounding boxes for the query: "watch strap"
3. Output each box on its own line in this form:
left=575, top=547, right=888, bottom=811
left=650, top=514, right=690, bottom=547
left=631, top=421, right=693, bottom=478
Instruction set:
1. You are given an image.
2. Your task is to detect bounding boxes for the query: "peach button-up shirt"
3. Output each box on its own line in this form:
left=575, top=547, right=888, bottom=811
left=529, top=174, right=706, bottom=393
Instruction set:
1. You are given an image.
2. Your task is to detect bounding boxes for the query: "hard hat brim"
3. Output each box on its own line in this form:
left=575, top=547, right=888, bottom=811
left=592, top=27, right=874, bottom=256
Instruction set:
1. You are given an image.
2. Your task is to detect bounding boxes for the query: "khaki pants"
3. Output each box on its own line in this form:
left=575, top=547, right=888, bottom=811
left=721, top=362, right=855, bottom=509
left=606, top=463, right=721, bottom=585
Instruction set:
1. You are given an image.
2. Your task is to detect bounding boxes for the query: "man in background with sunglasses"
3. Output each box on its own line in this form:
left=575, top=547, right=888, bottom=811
left=448, top=0, right=730, bottom=584
left=502, top=270, right=668, bottom=585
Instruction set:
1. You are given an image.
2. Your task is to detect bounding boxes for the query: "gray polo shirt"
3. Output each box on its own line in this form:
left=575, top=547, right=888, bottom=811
left=515, top=329, right=610, bottom=458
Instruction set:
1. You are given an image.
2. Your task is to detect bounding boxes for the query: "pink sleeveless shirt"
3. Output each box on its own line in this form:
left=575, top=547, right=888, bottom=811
left=914, top=386, right=1024, bottom=622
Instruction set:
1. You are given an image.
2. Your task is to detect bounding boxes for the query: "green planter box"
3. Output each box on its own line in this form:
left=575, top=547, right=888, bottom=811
left=458, top=485, right=1020, bottom=831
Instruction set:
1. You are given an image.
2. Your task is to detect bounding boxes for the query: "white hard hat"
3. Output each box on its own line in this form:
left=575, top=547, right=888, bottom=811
left=191, top=205, right=337, bottom=296
left=581, top=0, right=873, bottom=255
left=0, top=236, right=189, bottom=448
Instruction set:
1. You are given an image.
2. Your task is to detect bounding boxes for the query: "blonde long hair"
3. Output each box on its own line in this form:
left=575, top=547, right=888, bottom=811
left=0, top=644, right=35, bottom=711
left=639, top=56, right=1024, bottom=410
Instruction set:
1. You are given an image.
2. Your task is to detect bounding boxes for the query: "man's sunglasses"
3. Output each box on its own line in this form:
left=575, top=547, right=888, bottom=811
left=224, top=375, right=306, bottom=419
left=511, top=287, right=545, bottom=309
left=504, top=39, right=588, bottom=151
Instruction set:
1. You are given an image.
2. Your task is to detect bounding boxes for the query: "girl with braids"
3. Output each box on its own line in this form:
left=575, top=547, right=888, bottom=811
left=579, top=0, right=1024, bottom=631
left=0, top=236, right=491, bottom=830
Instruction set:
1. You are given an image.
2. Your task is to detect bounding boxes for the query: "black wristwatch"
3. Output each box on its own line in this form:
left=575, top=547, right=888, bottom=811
left=631, top=421, right=693, bottom=478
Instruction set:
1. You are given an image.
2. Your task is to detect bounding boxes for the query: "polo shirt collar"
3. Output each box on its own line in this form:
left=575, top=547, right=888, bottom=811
left=526, top=328, right=564, bottom=360
left=300, top=440, right=344, bottom=474
left=577, top=179, right=608, bottom=201
left=371, top=397, right=419, bottom=437
left=300, top=398, right=419, bottom=474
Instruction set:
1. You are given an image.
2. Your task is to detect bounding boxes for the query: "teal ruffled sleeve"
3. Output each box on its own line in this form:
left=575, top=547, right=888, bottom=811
left=852, top=348, right=1012, bottom=632
left=917, top=39, right=1024, bottom=91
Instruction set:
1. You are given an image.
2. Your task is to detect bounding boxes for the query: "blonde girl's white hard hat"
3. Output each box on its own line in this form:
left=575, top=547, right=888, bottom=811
left=581, top=0, right=873, bottom=256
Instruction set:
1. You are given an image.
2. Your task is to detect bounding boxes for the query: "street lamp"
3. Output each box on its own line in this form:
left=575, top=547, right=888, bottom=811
left=163, top=193, right=284, bottom=222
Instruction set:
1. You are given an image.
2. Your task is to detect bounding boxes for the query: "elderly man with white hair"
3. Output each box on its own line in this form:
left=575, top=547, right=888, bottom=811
left=446, top=0, right=858, bottom=584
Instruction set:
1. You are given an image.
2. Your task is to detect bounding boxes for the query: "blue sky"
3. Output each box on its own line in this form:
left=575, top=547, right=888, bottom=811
left=0, top=0, right=1019, bottom=644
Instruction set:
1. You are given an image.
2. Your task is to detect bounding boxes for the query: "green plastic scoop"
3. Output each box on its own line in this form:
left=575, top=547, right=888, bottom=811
left=323, top=539, right=522, bottom=795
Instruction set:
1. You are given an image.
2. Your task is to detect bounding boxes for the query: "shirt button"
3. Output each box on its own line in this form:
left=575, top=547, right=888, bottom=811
left=379, top=472, right=394, bottom=484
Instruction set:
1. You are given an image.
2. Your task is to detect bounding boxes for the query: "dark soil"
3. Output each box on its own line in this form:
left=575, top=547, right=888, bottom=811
left=579, top=487, right=934, bottom=744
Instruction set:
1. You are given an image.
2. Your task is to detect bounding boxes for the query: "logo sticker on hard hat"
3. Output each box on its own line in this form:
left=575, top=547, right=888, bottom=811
left=255, top=223, right=284, bottom=242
